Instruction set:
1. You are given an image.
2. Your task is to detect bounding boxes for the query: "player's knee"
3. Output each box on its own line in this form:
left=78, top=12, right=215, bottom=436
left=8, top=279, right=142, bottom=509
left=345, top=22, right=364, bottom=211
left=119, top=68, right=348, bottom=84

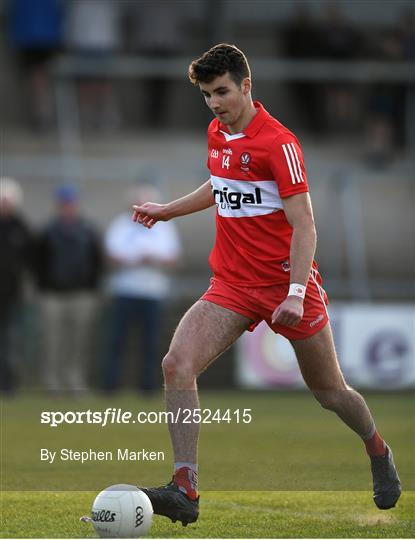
left=313, top=389, right=345, bottom=411
left=161, top=352, right=178, bottom=381
left=162, top=351, right=196, bottom=385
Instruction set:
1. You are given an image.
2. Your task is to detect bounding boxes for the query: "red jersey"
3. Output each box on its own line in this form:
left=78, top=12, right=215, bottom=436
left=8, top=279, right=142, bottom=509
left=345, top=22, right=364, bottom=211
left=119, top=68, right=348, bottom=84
left=207, top=101, right=313, bottom=286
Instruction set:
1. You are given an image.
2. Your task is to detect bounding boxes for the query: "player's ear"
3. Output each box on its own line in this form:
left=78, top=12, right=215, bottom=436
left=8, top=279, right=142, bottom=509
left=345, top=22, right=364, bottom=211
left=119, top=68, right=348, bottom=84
left=241, top=77, right=251, bottom=95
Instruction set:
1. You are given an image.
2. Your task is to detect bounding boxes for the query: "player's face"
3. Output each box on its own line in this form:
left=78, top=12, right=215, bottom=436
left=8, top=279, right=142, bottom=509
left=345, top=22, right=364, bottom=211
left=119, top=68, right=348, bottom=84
left=199, top=73, right=251, bottom=130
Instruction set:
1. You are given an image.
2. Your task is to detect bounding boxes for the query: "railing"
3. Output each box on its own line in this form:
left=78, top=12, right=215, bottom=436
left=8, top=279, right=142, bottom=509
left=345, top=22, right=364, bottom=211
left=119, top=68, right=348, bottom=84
left=52, top=56, right=415, bottom=173
left=54, top=56, right=415, bottom=82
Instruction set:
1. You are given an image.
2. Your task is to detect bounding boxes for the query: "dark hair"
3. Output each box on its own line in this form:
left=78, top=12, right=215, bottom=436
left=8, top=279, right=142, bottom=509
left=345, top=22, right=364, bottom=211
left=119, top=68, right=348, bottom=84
left=188, top=43, right=251, bottom=86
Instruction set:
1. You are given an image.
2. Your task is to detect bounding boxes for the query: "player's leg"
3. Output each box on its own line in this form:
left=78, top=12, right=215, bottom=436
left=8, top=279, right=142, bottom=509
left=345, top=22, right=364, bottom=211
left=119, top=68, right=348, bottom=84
left=42, top=294, right=64, bottom=392
left=139, top=297, right=161, bottom=392
left=66, top=293, right=95, bottom=393
left=291, top=323, right=375, bottom=436
left=163, top=299, right=250, bottom=464
left=142, top=299, right=251, bottom=525
left=0, top=305, right=16, bottom=393
left=290, top=321, right=401, bottom=509
left=103, top=296, right=131, bottom=392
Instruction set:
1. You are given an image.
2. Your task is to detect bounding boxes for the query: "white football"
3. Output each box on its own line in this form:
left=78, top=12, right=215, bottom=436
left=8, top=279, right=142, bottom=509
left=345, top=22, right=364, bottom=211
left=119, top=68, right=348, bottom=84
left=91, top=484, right=153, bottom=538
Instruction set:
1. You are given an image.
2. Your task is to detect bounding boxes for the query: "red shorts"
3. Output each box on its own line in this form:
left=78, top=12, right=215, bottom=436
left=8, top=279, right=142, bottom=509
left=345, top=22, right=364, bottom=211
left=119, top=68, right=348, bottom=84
left=201, top=268, right=329, bottom=340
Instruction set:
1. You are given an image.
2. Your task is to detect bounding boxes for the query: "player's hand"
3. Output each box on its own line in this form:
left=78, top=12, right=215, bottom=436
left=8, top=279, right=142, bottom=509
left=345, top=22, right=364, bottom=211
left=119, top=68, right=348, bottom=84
left=132, top=202, right=168, bottom=229
left=271, top=296, right=304, bottom=327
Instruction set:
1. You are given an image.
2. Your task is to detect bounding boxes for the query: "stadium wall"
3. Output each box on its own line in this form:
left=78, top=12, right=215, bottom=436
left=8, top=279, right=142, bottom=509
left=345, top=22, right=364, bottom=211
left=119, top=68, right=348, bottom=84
left=237, top=303, right=415, bottom=390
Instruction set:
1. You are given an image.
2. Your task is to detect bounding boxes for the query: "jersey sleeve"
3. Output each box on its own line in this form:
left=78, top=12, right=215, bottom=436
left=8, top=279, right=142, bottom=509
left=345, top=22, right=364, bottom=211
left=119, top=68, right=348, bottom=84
left=269, top=136, right=309, bottom=198
left=206, top=118, right=219, bottom=171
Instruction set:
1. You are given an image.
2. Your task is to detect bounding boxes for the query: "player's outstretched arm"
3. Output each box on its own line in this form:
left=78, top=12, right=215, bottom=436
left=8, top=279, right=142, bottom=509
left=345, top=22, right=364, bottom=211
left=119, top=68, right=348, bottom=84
left=272, top=192, right=317, bottom=327
left=132, top=180, right=215, bottom=229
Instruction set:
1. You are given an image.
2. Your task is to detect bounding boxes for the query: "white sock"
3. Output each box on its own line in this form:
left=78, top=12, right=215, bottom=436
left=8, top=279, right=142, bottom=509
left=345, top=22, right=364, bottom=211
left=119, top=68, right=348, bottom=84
left=174, top=462, right=198, bottom=474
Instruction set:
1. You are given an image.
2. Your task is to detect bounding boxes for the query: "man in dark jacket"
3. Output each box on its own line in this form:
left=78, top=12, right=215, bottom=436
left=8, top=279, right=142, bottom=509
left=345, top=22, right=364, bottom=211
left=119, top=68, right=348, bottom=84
left=0, top=177, right=32, bottom=393
left=35, top=184, right=102, bottom=393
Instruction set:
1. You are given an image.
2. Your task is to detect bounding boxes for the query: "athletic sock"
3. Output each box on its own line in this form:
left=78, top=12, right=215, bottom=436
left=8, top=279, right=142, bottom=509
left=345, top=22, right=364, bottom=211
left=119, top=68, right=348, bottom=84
left=174, top=462, right=198, bottom=474
left=364, top=430, right=387, bottom=456
left=173, top=465, right=198, bottom=500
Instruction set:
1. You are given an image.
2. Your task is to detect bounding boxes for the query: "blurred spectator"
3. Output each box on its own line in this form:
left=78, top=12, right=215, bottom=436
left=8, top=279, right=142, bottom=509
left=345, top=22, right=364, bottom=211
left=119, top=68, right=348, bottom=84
left=0, top=178, right=32, bottom=394
left=319, top=3, right=360, bottom=60
left=364, top=8, right=413, bottom=166
left=103, top=184, right=181, bottom=393
left=398, top=7, right=415, bottom=60
left=128, top=1, right=188, bottom=127
left=34, top=184, right=102, bottom=394
left=283, top=3, right=321, bottom=58
left=319, top=3, right=361, bottom=132
left=282, top=3, right=324, bottom=133
left=365, top=81, right=404, bottom=167
left=8, top=0, right=63, bottom=130
left=65, top=0, right=122, bottom=131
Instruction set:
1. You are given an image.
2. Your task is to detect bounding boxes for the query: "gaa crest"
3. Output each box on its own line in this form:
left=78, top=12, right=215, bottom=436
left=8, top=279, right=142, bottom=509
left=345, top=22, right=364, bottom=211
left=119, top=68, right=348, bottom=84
left=240, top=152, right=251, bottom=172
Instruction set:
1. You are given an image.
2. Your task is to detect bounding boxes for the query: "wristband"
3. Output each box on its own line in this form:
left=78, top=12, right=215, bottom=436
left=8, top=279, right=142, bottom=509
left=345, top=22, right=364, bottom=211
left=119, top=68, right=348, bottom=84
left=288, top=283, right=306, bottom=299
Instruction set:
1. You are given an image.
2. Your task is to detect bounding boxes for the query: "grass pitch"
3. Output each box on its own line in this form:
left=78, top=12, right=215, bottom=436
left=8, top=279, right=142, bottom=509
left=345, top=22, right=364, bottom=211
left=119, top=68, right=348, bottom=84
left=1, top=391, right=414, bottom=538
left=2, top=490, right=414, bottom=538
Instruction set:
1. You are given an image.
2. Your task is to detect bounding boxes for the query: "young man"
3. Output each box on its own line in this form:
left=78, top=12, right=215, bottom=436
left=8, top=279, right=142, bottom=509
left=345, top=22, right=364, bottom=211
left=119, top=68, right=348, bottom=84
left=132, top=44, right=401, bottom=526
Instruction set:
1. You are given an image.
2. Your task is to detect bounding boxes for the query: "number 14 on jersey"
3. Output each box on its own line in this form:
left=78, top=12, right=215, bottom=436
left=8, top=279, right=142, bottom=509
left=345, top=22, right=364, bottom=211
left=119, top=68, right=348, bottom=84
left=222, top=155, right=230, bottom=170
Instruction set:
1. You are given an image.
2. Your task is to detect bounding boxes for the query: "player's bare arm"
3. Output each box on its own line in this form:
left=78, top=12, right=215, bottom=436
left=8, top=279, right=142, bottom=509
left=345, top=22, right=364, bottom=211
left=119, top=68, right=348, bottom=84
left=132, top=180, right=214, bottom=229
left=272, top=192, right=317, bottom=327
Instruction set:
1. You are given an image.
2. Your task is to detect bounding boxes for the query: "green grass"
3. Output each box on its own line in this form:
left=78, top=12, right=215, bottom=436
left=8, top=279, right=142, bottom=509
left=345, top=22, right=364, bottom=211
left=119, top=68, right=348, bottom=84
left=2, top=490, right=414, bottom=538
left=1, top=391, right=414, bottom=537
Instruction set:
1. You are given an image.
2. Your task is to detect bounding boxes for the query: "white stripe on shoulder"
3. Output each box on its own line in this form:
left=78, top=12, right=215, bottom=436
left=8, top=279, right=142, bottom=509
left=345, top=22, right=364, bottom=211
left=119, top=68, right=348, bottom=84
left=282, top=144, right=296, bottom=184
left=290, top=142, right=304, bottom=183
left=286, top=143, right=302, bottom=184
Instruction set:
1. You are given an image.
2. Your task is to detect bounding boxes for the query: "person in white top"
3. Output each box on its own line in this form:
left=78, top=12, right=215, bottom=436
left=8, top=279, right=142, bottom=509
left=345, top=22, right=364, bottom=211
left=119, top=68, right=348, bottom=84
left=103, top=184, right=181, bottom=393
